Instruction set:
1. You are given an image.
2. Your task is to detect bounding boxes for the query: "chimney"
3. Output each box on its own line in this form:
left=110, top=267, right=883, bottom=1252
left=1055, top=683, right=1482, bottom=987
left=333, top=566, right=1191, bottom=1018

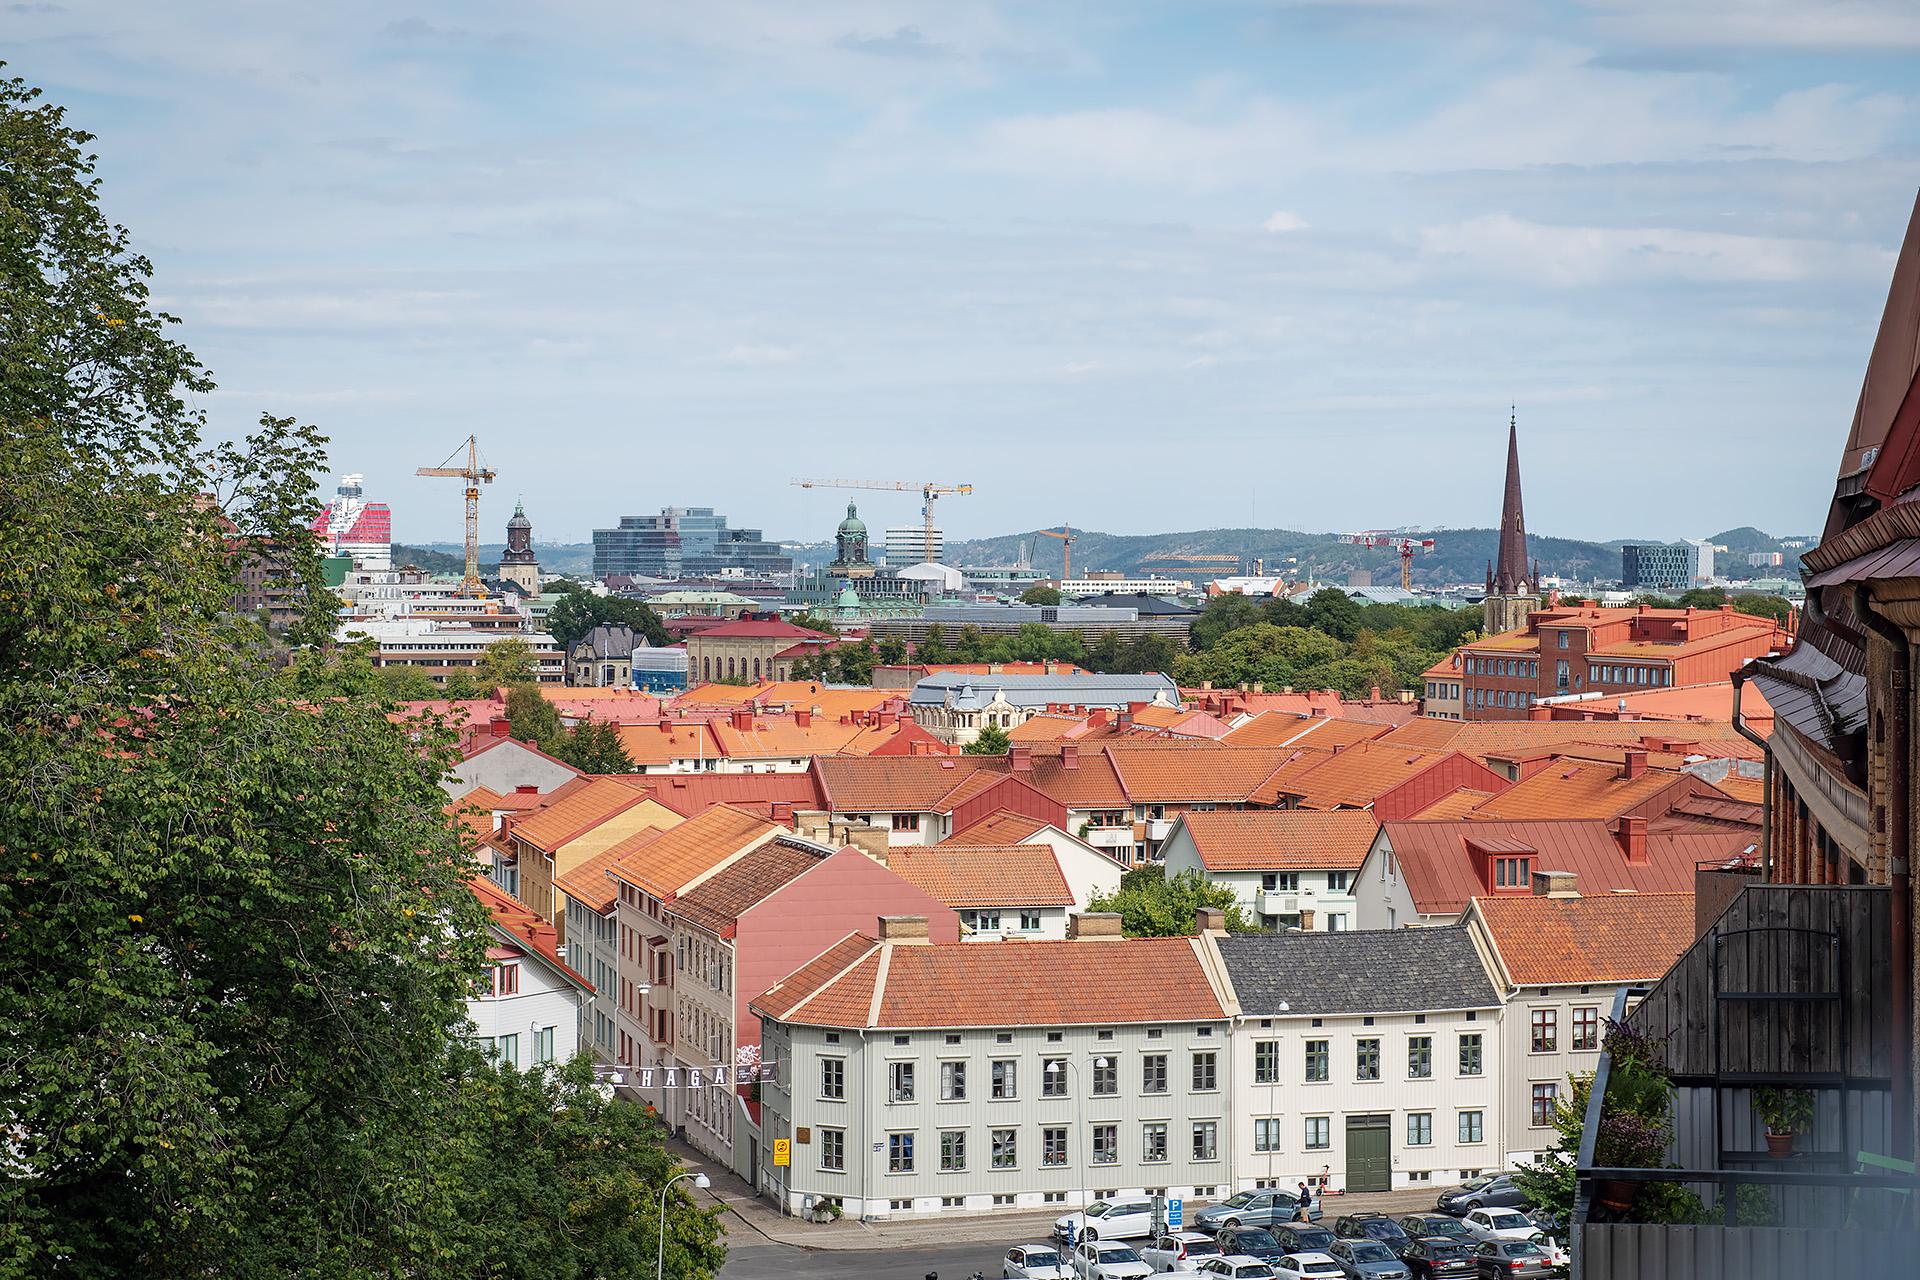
left=1066, top=912, right=1124, bottom=940
left=1010, top=744, right=1032, bottom=772
left=770, top=801, right=794, bottom=825
left=1615, top=815, right=1649, bottom=864
left=1195, top=905, right=1226, bottom=934
left=878, top=915, right=930, bottom=944
left=1299, top=908, right=1316, bottom=931
left=731, top=708, right=752, bottom=731
left=489, top=716, right=512, bottom=739
left=516, top=784, right=539, bottom=795
left=1528, top=704, right=1551, bottom=721
left=1044, top=659, right=1058, bottom=675
left=1061, top=742, right=1080, bottom=770
left=1531, top=869, right=1580, bottom=898
left=1128, top=701, right=1148, bottom=715
left=1118, top=712, right=1134, bottom=731
left=1251, top=682, right=1264, bottom=694
left=796, top=707, right=812, bottom=728
left=659, top=718, right=674, bottom=734
left=1370, top=686, right=1382, bottom=701
left=1623, top=748, right=1648, bottom=780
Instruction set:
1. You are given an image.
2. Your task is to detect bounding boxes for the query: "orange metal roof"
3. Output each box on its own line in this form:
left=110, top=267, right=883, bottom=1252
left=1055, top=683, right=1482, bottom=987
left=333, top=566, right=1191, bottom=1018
left=612, top=721, right=725, bottom=768
left=1712, top=775, right=1765, bottom=804
left=604, top=804, right=781, bottom=899
left=506, top=777, right=650, bottom=853
left=554, top=833, right=661, bottom=915
left=938, top=809, right=1054, bottom=846
left=1465, top=761, right=1690, bottom=821
left=1473, top=891, right=1697, bottom=986
left=755, top=936, right=1226, bottom=1028
left=1179, top=810, right=1380, bottom=871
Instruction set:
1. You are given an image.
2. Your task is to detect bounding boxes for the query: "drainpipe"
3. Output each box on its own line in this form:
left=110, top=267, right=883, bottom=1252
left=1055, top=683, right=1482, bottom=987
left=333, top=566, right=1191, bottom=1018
left=1731, top=672, right=1773, bottom=883
left=1854, top=583, right=1914, bottom=1160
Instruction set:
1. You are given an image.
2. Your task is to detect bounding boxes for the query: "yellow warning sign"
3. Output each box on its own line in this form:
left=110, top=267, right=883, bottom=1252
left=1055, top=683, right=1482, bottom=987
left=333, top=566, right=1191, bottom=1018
left=773, top=1139, right=791, bottom=1166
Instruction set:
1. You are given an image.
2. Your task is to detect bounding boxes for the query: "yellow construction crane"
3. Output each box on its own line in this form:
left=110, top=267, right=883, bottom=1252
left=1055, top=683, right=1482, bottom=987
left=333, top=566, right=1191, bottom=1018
left=1034, top=525, right=1078, bottom=582
left=417, top=435, right=496, bottom=596
left=791, top=478, right=973, bottom=564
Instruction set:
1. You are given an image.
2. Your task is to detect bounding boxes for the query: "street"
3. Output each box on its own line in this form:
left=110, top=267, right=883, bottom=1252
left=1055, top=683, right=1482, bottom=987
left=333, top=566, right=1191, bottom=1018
left=720, top=1237, right=1013, bottom=1279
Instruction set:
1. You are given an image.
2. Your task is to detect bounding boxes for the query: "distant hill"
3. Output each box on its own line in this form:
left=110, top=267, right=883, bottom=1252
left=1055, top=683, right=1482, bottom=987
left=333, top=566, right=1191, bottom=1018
left=408, top=541, right=597, bottom=576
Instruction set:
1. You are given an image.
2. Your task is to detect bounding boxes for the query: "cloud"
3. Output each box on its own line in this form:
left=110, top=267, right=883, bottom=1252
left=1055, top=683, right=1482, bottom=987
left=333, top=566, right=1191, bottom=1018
left=837, top=26, right=954, bottom=60
left=1262, top=210, right=1309, bottom=233
left=1582, top=0, right=1920, bottom=51
left=720, top=344, right=801, bottom=366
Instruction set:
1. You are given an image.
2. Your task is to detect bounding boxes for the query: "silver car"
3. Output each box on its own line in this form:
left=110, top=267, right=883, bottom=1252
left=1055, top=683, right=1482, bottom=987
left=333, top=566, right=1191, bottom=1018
left=1005, top=1243, right=1075, bottom=1278
left=1140, top=1232, right=1225, bottom=1272
left=1074, top=1240, right=1155, bottom=1279
left=1324, top=1238, right=1410, bottom=1280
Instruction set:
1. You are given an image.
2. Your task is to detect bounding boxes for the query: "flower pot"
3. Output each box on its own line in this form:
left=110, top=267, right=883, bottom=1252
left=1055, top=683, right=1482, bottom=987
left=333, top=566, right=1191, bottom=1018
left=1597, top=1179, right=1638, bottom=1212
left=1765, top=1129, right=1795, bottom=1157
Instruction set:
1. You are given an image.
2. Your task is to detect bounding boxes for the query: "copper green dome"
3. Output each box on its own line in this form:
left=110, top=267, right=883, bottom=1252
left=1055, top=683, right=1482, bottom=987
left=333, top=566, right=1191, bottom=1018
left=836, top=501, right=866, bottom=538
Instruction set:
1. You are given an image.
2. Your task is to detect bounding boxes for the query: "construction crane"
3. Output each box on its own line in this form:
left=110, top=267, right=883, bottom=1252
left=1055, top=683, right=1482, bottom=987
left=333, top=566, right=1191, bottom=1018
left=1034, top=525, right=1078, bottom=582
left=417, top=435, right=497, bottom=596
left=791, top=478, right=973, bottom=564
left=1342, top=530, right=1436, bottom=591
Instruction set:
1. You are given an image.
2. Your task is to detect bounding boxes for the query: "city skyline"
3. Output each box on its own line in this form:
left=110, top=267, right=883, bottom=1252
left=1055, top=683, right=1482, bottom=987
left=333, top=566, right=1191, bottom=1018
left=11, top=2, right=1920, bottom=540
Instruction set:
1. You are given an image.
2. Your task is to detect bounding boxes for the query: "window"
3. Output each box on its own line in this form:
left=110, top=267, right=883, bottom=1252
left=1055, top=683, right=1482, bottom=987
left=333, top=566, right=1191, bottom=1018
left=1557, top=630, right=1570, bottom=649
left=991, top=1059, right=1017, bottom=1099
left=1263, top=871, right=1300, bottom=892
left=1326, top=871, right=1350, bottom=892
left=1192, top=1121, right=1219, bottom=1161
left=1142, top=1122, right=1169, bottom=1163
left=1573, top=1006, right=1600, bottom=1051
left=992, top=1128, right=1016, bottom=1168
left=962, top=909, right=1002, bottom=932
left=1042, top=1127, right=1068, bottom=1166
left=1143, top=1054, right=1168, bottom=1094
left=1019, top=909, right=1043, bottom=931
left=533, top=1026, right=556, bottom=1064
left=1556, top=659, right=1570, bottom=689
left=1356, top=1038, right=1381, bottom=1081
left=1192, top=1051, right=1218, bottom=1092
left=1254, top=1040, right=1280, bottom=1084
left=941, top=1061, right=966, bottom=1101
left=1304, top=1116, right=1330, bottom=1150
left=822, top=1057, right=845, bottom=1099
left=1408, top=1113, right=1433, bottom=1146
left=1092, top=1057, right=1117, bottom=1095
left=890, top=1061, right=915, bottom=1102
left=1530, top=1008, right=1557, bottom=1053
left=820, top=1127, right=845, bottom=1171
left=940, top=1129, right=966, bottom=1171
left=1459, top=1111, right=1484, bottom=1144
left=1495, top=856, right=1532, bottom=888
left=1254, top=1117, right=1282, bottom=1152
left=1092, top=1123, right=1118, bottom=1164
left=1305, top=1039, right=1330, bottom=1083
left=890, top=813, right=918, bottom=832
left=1042, top=1058, right=1067, bottom=1097
left=1459, top=1033, right=1483, bottom=1076
left=1531, top=1082, right=1559, bottom=1127
left=489, top=1033, right=519, bottom=1065
left=1407, top=1035, right=1432, bottom=1079
left=489, top=963, right=520, bottom=997
left=888, top=1132, right=915, bottom=1173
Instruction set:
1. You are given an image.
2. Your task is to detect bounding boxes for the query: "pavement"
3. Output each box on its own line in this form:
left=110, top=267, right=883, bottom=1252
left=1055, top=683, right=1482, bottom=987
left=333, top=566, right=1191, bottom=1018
left=667, top=1133, right=1453, bottom=1268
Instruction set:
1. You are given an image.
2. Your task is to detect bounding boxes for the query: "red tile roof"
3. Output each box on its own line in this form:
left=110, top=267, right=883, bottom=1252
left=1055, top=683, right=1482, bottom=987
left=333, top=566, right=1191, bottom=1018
left=1104, top=743, right=1326, bottom=804
left=1178, top=810, right=1380, bottom=872
left=605, top=803, right=781, bottom=899
left=1379, top=718, right=1752, bottom=762
left=470, top=876, right=592, bottom=990
left=753, top=935, right=1227, bottom=1028
left=1712, top=775, right=1765, bottom=804
left=1472, top=892, right=1697, bottom=986
left=613, top=721, right=725, bottom=768
left=1410, top=788, right=1494, bottom=820
left=883, top=845, right=1075, bottom=908
left=1277, top=741, right=1450, bottom=809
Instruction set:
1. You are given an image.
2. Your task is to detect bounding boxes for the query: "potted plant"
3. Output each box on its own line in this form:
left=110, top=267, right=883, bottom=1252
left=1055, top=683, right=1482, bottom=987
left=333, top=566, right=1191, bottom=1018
left=1753, top=1087, right=1815, bottom=1156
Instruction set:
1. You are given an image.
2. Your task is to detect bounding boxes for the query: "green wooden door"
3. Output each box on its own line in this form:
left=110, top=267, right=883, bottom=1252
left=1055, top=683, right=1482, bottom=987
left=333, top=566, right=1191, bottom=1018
left=1346, top=1115, right=1391, bottom=1193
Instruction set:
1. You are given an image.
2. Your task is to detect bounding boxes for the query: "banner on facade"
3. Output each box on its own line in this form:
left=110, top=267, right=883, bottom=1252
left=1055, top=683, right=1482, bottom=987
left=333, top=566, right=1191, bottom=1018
left=631, top=1061, right=777, bottom=1090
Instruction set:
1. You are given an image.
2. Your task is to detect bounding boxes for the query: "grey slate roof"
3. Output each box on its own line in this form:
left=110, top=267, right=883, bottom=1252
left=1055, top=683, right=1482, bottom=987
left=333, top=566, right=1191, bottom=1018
left=909, top=671, right=1179, bottom=711
left=1217, top=926, right=1501, bottom=1015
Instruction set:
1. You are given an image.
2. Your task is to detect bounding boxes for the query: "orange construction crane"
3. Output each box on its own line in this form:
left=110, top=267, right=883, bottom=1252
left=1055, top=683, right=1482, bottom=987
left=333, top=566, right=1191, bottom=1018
left=1034, top=525, right=1078, bottom=582
left=792, top=478, right=973, bottom=564
left=1341, top=530, right=1436, bottom=591
left=417, top=435, right=496, bottom=596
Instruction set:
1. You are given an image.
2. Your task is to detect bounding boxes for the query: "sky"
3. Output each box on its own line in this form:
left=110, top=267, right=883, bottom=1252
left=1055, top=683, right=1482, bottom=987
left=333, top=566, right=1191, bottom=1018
left=10, top=1, right=1920, bottom=547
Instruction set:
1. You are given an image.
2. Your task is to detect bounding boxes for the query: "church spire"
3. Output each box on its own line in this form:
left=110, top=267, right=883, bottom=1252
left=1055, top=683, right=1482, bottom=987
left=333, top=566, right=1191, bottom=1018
left=1493, top=408, right=1530, bottom=595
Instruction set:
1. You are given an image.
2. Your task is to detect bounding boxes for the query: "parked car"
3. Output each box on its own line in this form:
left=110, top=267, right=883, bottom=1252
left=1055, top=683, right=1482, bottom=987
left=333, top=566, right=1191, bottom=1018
left=1195, top=1258, right=1278, bottom=1279
left=1525, top=1232, right=1567, bottom=1273
left=1325, top=1238, right=1411, bottom=1280
left=1006, top=1243, right=1076, bottom=1278
left=1074, top=1240, right=1155, bottom=1279
left=1057, top=1199, right=1159, bottom=1243
left=1435, top=1175, right=1526, bottom=1216
left=1212, top=1227, right=1287, bottom=1264
left=1470, top=1239, right=1556, bottom=1278
left=1332, top=1215, right=1410, bottom=1250
left=1141, top=1232, right=1225, bottom=1272
left=1272, top=1253, right=1345, bottom=1280
left=1396, top=1216, right=1474, bottom=1248
left=1397, top=1238, right=1478, bottom=1279
left=1196, top=1189, right=1319, bottom=1232
left=1272, top=1225, right=1338, bottom=1256
left=1459, top=1209, right=1538, bottom=1243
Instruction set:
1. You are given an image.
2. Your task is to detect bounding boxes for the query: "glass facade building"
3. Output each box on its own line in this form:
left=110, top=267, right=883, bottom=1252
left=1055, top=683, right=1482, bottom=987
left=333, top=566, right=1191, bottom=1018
left=592, top=507, right=792, bottom=580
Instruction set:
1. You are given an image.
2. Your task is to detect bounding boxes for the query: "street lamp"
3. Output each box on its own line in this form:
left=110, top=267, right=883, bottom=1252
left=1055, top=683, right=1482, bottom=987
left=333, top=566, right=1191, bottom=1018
left=656, top=1170, right=712, bottom=1280
left=1044, top=1056, right=1110, bottom=1249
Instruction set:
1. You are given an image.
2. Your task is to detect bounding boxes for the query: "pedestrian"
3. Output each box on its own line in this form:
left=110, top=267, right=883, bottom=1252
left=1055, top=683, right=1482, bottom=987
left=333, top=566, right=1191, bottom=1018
left=1320, top=1165, right=1332, bottom=1197
left=1298, top=1180, right=1311, bottom=1208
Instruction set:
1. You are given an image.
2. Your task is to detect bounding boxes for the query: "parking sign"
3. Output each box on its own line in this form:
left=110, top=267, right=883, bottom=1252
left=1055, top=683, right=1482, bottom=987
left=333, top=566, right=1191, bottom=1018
left=1167, top=1197, right=1182, bottom=1228
left=773, top=1139, right=790, bottom=1166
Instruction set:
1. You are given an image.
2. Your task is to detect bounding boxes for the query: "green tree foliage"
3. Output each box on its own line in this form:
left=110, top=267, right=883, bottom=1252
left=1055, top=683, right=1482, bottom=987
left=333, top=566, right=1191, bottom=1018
left=877, top=634, right=908, bottom=666
left=480, top=635, right=538, bottom=689
left=1087, top=868, right=1259, bottom=937
left=0, top=72, right=718, bottom=1274
left=1180, top=590, right=1480, bottom=695
left=965, top=723, right=1012, bottom=755
left=543, top=581, right=670, bottom=655
left=555, top=719, right=634, bottom=774
left=506, top=683, right=567, bottom=748
left=783, top=612, right=840, bottom=635
left=1304, top=587, right=1363, bottom=642
left=916, top=624, right=950, bottom=662
left=1668, top=587, right=1795, bottom=623
left=1019, top=584, right=1062, bottom=605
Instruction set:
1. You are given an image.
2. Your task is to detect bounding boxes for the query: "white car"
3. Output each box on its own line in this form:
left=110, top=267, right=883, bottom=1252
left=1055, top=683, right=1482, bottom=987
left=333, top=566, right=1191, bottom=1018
left=1527, top=1231, right=1569, bottom=1268
left=1057, top=1198, right=1158, bottom=1242
left=1272, top=1254, right=1345, bottom=1280
left=1461, top=1208, right=1538, bottom=1242
left=1005, top=1243, right=1076, bottom=1278
left=1196, top=1257, right=1278, bottom=1278
left=1074, top=1240, right=1155, bottom=1279
left=1139, top=1231, right=1225, bottom=1272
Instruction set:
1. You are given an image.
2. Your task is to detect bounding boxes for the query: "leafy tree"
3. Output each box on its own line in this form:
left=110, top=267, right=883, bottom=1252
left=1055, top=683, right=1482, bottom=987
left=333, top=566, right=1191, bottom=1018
left=1019, top=584, right=1062, bottom=605
left=965, top=723, right=1012, bottom=755
left=1304, top=587, right=1363, bottom=642
left=784, top=612, right=840, bottom=635
left=0, top=69, right=720, bottom=1275
left=1192, top=592, right=1264, bottom=650
left=481, top=635, right=539, bottom=689
left=916, top=624, right=950, bottom=663
left=379, top=665, right=443, bottom=700
left=506, top=684, right=566, bottom=750
left=834, top=639, right=878, bottom=686
left=554, top=719, right=634, bottom=774
left=544, top=581, right=670, bottom=655
left=953, top=624, right=989, bottom=663
left=1087, top=868, right=1259, bottom=936
left=877, top=634, right=908, bottom=666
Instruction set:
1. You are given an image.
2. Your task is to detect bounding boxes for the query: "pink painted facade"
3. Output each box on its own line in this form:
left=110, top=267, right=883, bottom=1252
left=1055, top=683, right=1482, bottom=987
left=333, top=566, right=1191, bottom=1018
left=947, top=775, right=1068, bottom=840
